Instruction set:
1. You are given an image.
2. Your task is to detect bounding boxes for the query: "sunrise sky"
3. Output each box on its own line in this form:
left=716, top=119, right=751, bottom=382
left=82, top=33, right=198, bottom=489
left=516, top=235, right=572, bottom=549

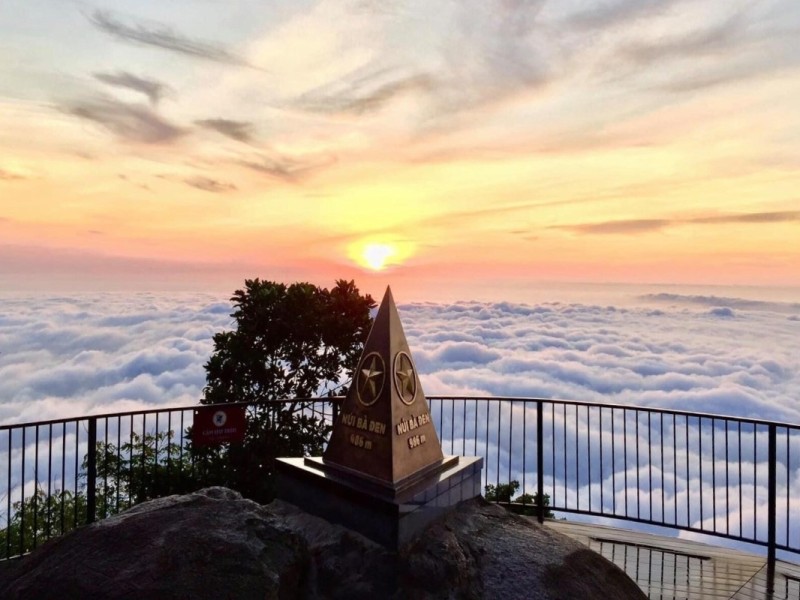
left=1, top=0, right=799, bottom=298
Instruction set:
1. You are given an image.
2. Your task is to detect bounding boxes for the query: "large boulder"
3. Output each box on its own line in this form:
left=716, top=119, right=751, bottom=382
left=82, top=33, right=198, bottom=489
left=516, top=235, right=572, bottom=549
left=0, top=487, right=645, bottom=599
left=0, top=487, right=307, bottom=599
left=272, top=498, right=645, bottom=600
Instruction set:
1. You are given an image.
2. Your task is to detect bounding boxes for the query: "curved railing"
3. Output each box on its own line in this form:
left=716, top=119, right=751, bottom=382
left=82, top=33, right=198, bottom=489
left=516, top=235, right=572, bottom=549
left=1, top=396, right=798, bottom=568
left=426, top=396, right=800, bottom=569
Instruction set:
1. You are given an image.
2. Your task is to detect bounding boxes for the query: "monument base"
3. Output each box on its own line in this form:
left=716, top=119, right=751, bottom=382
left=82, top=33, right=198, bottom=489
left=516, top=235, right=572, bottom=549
left=275, top=455, right=483, bottom=549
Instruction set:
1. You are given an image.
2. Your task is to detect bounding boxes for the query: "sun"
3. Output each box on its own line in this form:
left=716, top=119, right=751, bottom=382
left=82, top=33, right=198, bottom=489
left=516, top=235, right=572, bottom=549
left=362, top=243, right=395, bottom=271
left=347, top=239, right=415, bottom=271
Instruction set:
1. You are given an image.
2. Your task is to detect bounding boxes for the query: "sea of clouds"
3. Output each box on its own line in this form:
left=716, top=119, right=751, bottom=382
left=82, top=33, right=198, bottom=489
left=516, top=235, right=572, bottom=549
left=1, top=289, right=799, bottom=552
left=409, top=294, right=800, bottom=425
left=0, top=293, right=232, bottom=424
left=1, top=290, right=798, bottom=425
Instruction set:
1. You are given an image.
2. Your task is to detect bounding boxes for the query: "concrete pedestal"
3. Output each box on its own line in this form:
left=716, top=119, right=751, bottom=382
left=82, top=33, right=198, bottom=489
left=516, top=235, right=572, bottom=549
left=276, top=455, right=483, bottom=549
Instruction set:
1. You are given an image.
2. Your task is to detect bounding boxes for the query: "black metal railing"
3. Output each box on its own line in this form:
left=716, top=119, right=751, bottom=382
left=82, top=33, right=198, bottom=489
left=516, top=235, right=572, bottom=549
left=0, top=398, right=336, bottom=560
left=2, top=396, right=798, bottom=578
left=427, top=396, right=800, bottom=580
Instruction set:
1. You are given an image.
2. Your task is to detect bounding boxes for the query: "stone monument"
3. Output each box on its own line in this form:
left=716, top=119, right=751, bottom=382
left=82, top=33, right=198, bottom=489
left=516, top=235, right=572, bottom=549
left=276, top=286, right=483, bottom=548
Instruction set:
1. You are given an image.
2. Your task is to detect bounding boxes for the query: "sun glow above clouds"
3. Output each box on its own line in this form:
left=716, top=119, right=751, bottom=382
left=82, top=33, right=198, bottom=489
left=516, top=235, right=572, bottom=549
left=348, top=240, right=415, bottom=271
left=362, top=243, right=393, bottom=270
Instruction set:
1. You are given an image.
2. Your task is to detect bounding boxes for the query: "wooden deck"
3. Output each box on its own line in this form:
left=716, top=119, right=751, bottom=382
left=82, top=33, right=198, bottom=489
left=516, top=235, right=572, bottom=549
left=544, top=520, right=800, bottom=600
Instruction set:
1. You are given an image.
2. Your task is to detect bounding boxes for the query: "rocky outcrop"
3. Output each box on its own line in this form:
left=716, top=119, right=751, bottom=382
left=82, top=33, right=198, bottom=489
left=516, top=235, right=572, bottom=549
left=0, top=487, right=645, bottom=599
left=0, top=487, right=306, bottom=599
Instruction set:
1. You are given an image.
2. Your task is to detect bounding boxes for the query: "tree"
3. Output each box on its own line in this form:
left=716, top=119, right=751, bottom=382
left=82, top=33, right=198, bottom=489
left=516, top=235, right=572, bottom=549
left=203, top=279, right=374, bottom=404
left=484, top=481, right=520, bottom=503
left=484, top=480, right=554, bottom=518
left=0, top=432, right=195, bottom=559
left=0, top=488, right=87, bottom=559
left=515, top=491, right=555, bottom=519
left=201, top=279, right=375, bottom=502
left=91, top=431, right=196, bottom=513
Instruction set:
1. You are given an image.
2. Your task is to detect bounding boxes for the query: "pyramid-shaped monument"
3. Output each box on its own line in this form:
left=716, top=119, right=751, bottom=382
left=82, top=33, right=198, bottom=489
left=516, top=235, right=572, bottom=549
left=276, top=286, right=483, bottom=548
left=323, top=286, right=446, bottom=488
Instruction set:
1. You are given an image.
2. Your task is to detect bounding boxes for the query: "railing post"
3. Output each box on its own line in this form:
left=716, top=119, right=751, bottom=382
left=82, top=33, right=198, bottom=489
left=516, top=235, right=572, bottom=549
left=767, top=424, right=777, bottom=593
left=537, top=400, right=545, bottom=524
left=86, top=417, right=97, bottom=525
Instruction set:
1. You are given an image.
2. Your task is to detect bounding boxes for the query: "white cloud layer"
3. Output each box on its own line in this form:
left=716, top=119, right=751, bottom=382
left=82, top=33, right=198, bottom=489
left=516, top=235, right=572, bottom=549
left=0, top=289, right=797, bottom=426
left=404, top=294, right=800, bottom=424
left=1, top=288, right=798, bottom=553
left=0, top=293, right=232, bottom=424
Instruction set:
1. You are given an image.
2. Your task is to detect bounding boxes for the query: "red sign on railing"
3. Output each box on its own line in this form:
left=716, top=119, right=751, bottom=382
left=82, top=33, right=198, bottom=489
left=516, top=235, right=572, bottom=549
left=192, top=405, right=247, bottom=446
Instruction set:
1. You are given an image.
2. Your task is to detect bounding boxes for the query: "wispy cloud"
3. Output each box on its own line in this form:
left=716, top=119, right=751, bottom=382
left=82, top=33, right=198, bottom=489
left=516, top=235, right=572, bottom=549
left=89, top=10, right=253, bottom=67
left=657, top=69, right=753, bottom=93
left=559, top=211, right=800, bottom=235
left=350, top=0, right=403, bottom=16
left=311, top=201, right=540, bottom=250
left=239, top=153, right=336, bottom=182
left=433, top=0, right=553, bottom=115
left=563, top=2, right=798, bottom=100
left=194, top=119, right=254, bottom=142
left=93, top=71, right=171, bottom=106
left=117, top=173, right=152, bottom=192
left=621, top=17, right=745, bottom=66
left=0, top=169, right=26, bottom=181
left=392, top=202, right=547, bottom=242
left=184, top=176, right=237, bottom=193
left=692, top=211, right=800, bottom=224
left=295, top=68, right=435, bottom=115
left=562, top=219, right=671, bottom=235
left=641, top=293, right=800, bottom=313
left=566, top=0, right=683, bottom=31
left=291, top=0, right=554, bottom=123
left=64, top=96, right=185, bottom=144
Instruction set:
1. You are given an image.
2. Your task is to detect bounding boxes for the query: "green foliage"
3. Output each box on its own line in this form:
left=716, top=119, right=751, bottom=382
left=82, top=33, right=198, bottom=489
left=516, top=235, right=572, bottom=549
left=515, top=491, right=555, bottom=519
left=90, top=430, right=197, bottom=513
left=484, top=480, right=520, bottom=503
left=191, top=408, right=334, bottom=502
left=200, top=279, right=375, bottom=503
left=203, top=279, right=374, bottom=403
left=0, top=431, right=198, bottom=558
left=0, top=488, right=87, bottom=559
left=484, top=480, right=555, bottom=518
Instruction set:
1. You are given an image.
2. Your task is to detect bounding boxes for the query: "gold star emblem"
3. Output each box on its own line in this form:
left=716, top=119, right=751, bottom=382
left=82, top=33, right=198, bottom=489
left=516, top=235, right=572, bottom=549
left=357, top=352, right=384, bottom=406
left=394, top=352, right=417, bottom=405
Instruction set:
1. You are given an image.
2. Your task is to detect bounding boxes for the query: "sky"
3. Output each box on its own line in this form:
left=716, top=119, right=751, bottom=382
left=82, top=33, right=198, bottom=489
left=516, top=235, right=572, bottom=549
left=1, top=0, right=799, bottom=297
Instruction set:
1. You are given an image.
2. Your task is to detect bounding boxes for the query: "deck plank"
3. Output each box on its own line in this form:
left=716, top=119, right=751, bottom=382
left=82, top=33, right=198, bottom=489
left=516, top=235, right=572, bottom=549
left=542, top=520, right=799, bottom=600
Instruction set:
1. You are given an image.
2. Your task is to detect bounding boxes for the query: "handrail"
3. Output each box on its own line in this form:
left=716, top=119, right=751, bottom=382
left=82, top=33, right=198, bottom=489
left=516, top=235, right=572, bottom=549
left=429, top=395, right=800, bottom=430
left=1, top=395, right=797, bottom=594
left=4, top=395, right=797, bottom=432
left=0, top=397, right=341, bottom=432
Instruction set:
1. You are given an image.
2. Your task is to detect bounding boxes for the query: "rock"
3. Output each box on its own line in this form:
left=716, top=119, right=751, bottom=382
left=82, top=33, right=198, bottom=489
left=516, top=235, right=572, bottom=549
left=0, top=488, right=645, bottom=600
left=0, top=487, right=307, bottom=600
left=404, top=501, right=645, bottom=599
left=274, top=498, right=646, bottom=600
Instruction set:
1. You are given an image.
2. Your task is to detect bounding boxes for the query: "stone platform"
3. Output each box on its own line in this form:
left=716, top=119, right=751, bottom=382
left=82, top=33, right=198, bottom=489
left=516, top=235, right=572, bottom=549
left=276, top=455, right=483, bottom=548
